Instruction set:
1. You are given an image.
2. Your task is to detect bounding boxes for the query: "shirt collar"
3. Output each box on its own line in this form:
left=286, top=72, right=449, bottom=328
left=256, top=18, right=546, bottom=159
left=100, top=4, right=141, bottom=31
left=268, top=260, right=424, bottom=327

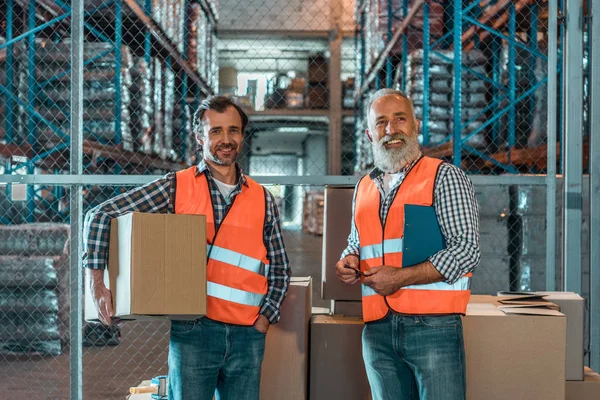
left=369, top=153, right=423, bottom=181
left=195, top=159, right=249, bottom=188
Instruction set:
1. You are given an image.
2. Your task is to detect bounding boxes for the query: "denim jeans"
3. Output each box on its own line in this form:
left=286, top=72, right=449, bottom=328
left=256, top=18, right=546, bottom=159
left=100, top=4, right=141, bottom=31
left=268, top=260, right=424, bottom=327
left=167, top=317, right=266, bottom=400
left=362, top=313, right=466, bottom=400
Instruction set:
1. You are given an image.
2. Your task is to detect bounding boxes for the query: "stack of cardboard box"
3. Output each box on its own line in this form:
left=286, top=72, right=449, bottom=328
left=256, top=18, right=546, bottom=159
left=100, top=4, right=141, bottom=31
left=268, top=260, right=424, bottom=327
left=306, top=54, right=329, bottom=109
left=96, top=212, right=599, bottom=400
left=302, top=190, right=324, bottom=236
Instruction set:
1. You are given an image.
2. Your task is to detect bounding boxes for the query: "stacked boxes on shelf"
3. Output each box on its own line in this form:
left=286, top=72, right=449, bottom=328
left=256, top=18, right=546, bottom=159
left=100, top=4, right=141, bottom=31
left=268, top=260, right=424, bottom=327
left=406, top=49, right=489, bottom=148
left=302, top=190, right=324, bottom=236
left=151, top=58, right=165, bottom=158
left=306, top=54, right=329, bottom=109
left=342, top=77, right=355, bottom=109
left=188, top=2, right=208, bottom=76
left=16, top=41, right=134, bottom=152
left=153, top=0, right=186, bottom=54
left=187, top=2, right=218, bottom=92
left=163, top=65, right=177, bottom=161
left=173, top=103, right=195, bottom=165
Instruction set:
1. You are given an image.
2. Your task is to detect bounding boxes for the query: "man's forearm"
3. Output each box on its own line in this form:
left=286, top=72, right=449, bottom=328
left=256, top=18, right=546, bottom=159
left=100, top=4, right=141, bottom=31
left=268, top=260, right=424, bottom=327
left=397, top=260, right=444, bottom=287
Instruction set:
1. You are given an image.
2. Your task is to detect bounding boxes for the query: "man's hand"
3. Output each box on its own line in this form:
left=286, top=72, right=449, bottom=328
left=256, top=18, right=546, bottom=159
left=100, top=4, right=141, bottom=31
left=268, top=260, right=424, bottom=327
left=335, top=255, right=361, bottom=285
left=253, top=315, right=270, bottom=334
left=363, top=265, right=403, bottom=296
left=90, top=269, right=114, bottom=326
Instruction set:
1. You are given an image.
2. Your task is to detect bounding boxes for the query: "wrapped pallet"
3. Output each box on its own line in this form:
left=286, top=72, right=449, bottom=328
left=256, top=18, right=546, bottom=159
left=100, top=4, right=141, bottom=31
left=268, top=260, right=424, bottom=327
left=173, top=103, right=195, bottom=165
left=129, top=57, right=154, bottom=153
left=152, top=58, right=165, bottom=158
left=406, top=49, right=489, bottom=148
left=187, top=2, right=203, bottom=71
left=0, top=223, right=70, bottom=356
left=163, top=66, right=177, bottom=161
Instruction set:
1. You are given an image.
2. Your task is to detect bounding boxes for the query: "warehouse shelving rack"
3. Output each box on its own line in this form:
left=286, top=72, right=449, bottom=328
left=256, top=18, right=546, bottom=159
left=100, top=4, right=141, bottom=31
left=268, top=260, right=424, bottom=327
left=353, top=0, right=556, bottom=173
left=0, top=0, right=217, bottom=222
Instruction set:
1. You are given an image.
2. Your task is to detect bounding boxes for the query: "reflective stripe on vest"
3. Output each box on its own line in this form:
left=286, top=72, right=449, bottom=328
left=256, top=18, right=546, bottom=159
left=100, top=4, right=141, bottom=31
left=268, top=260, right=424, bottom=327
left=208, top=245, right=269, bottom=276
left=403, top=276, right=470, bottom=291
left=175, top=166, right=269, bottom=325
left=362, top=284, right=378, bottom=297
left=360, top=238, right=403, bottom=260
left=207, top=281, right=264, bottom=307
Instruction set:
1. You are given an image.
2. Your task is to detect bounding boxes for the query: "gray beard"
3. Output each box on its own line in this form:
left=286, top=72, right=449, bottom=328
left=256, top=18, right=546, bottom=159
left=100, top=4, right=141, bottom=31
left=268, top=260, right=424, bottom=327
left=371, top=134, right=420, bottom=173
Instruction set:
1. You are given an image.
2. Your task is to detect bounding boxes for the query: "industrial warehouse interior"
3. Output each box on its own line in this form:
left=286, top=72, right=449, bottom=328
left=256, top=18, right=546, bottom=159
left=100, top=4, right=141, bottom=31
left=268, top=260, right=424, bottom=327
left=0, top=0, right=598, bottom=399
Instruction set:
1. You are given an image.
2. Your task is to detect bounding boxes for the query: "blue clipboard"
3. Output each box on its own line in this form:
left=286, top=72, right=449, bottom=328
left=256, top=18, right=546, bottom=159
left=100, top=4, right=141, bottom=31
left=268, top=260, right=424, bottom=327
left=402, top=204, right=446, bottom=267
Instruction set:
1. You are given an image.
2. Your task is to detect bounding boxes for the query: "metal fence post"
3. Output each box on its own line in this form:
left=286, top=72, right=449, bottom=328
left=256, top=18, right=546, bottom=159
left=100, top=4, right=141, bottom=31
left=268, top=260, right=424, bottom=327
left=70, top=0, right=84, bottom=398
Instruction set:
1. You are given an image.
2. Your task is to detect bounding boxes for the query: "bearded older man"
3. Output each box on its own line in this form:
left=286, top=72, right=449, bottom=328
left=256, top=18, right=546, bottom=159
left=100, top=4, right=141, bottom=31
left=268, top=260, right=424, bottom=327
left=335, top=89, right=480, bottom=400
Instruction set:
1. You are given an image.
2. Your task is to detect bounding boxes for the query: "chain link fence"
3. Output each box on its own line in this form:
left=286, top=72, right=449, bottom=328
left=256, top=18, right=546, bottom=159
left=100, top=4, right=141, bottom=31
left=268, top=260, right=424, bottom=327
left=354, top=0, right=554, bottom=175
left=0, top=0, right=576, bottom=398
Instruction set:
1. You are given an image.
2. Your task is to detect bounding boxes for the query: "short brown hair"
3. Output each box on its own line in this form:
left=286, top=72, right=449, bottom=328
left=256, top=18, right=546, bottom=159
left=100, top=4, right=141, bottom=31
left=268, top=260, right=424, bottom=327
left=192, top=96, right=249, bottom=138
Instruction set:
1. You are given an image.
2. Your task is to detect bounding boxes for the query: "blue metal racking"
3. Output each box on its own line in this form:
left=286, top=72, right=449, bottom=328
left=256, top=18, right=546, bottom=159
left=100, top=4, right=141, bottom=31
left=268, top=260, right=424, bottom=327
left=354, top=0, right=557, bottom=173
left=0, top=0, right=217, bottom=222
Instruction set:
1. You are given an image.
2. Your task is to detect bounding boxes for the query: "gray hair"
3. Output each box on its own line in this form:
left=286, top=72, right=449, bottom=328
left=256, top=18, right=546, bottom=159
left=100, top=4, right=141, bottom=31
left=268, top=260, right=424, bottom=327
left=366, top=88, right=416, bottom=129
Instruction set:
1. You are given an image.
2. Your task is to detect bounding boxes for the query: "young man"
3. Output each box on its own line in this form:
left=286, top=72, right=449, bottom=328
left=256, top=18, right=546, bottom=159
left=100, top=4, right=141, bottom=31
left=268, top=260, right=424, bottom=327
left=84, top=96, right=291, bottom=400
left=336, top=89, right=480, bottom=400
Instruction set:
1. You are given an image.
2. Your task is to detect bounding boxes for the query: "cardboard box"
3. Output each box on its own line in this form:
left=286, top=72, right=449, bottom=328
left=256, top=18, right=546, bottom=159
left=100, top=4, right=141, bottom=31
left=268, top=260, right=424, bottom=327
left=308, top=299, right=566, bottom=400
left=85, top=213, right=207, bottom=321
left=260, top=277, right=312, bottom=400
left=305, top=84, right=329, bottom=109
left=309, top=315, right=371, bottom=400
left=537, top=292, right=585, bottom=380
left=464, top=302, right=566, bottom=400
left=566, top=367, right=600, bottom=400
left=288, top=77, right=306, bottom=93
left=307, top=54, right=328, bottom=83
left=321, top=186, right=361, bottom=301
left=333, top=300, right=362, bottom=318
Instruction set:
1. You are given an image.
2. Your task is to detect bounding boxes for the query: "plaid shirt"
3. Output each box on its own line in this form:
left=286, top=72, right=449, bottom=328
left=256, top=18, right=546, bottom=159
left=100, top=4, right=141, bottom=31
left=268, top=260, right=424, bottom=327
left=341, top=155, right=480, bottom=284
left=83, top=161, right=291, bottom=323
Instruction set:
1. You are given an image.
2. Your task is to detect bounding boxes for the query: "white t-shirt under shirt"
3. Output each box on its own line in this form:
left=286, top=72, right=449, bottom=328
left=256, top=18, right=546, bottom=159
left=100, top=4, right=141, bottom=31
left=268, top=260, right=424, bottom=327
left=381, top=171, right=405, bottom=199
left=214, top=179, right=237, bottom=204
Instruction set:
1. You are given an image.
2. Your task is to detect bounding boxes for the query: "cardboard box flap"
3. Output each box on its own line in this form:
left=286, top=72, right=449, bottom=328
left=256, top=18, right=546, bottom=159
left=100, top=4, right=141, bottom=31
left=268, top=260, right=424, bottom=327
left=290, top=277, right=312, bottom=286
left=497, top=291, right=545, bottom=299
left=537, top=291, right=585, bottom=300
left=499, top=307, right=564, bottom=317
left=497, top=302, right=560, bottom=311
left=466, top=302, right=505, bottom=316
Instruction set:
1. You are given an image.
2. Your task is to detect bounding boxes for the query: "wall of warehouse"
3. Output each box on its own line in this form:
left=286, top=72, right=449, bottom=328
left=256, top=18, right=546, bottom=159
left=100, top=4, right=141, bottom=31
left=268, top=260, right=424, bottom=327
left=218, top=0, right=356, bottom=33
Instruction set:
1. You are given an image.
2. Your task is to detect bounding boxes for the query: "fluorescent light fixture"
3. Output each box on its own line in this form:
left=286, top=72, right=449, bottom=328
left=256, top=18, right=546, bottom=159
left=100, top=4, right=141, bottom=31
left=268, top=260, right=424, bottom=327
left=277, top=126, right=309, bottom=133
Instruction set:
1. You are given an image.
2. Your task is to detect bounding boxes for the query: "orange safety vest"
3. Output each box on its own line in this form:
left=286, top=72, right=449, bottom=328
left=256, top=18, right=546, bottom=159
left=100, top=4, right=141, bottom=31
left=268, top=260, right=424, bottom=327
left=174, top=166, right=269, bottom=326
left=355, top=156, right=471, bottom=322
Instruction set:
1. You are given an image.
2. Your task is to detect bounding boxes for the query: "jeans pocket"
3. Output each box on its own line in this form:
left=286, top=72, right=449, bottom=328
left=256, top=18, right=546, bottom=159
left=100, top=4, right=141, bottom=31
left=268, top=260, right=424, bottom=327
left=418, top=315, right=460, bottom=328
left=251, top=326, right=267, bottom=336
left=170, top=320, right=196, bottom=333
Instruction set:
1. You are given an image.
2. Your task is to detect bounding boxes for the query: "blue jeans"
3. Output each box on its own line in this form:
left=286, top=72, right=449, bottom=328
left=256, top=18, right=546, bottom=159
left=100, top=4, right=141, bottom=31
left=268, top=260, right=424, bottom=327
left=167, top=317, right=266, bottom=400
left=362, top=313, right=466, bottom=400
